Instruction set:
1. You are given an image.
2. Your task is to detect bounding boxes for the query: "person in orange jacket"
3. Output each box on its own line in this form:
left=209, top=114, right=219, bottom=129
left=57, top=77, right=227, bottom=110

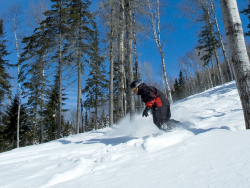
left=130, top=80, right=174, bottom=130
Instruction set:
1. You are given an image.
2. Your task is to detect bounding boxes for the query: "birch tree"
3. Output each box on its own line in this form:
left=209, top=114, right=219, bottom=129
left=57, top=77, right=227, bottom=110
left=125, top=0, right=135, bottom=120
left=109, top=3, right=115, bottom=126
left=21, top=0, right=48, bottom=144
left=145, top=0, right=173, bottom=104
left=117, top=0, right=125, bottom=122
left=208, top=0, right=233, bottom=81
left=179, top=0, right=229, bottom=84
left=220, top=0, right=250, bottom=129
left=27, top=0, right=48, bottom=143
left=197, top=0, right=224, bottom=84
left=3, top=5, right=23, bottom=148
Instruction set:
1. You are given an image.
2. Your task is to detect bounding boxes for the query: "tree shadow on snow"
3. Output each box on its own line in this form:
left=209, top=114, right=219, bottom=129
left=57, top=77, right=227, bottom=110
left=84, top=136, right=139, bottom=146
left=56, top=140, right=72, bottom=144
left=186, top=126, right=231, bottom=135
left=56, top=134, right=160, bottom=146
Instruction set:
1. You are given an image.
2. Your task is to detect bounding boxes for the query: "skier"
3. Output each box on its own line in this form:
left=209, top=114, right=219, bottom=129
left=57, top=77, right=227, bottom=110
left=130, top=80, right=180, bottom=131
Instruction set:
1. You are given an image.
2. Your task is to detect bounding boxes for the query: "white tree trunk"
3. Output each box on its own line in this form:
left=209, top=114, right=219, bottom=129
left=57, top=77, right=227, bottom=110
left=57, top=29, right=62, bottom=139
left=117, top=0, right=125, bottom=122
left=203, top=4, right=224, bottom=84
left=220, top=0, right=250, bottom=129
left=132, top=10, right=141, bottom=113
left=125, top=0, right=135, bottom=121
left=208, top=0, right=233, bottom=81
left=109, top=5, right=114, bottom=126
left=207, top=66, right=213, bottom=88
left=40, top=56, right=45, bottom=143
left=76, top=55, right=81, bottom=134
left=13, top=23, right=20, bottom=148
left=123, top=71, right=127, bottom=116
left=76, top=4, right=82, bottom=134
left=147, top=0, right=173, bottom=103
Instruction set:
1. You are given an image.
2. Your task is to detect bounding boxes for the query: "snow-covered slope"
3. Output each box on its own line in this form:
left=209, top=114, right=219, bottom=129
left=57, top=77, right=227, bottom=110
left=1, top=81, right=250, bottom=188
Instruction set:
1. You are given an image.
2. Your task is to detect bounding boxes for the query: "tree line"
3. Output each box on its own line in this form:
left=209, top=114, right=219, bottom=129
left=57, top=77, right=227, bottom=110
left=1, top=0, right=250, bottom=153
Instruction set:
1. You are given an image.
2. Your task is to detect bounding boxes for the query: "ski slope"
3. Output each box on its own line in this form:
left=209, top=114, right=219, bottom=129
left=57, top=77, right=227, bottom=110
left=1, top=81, right=250, bottom=188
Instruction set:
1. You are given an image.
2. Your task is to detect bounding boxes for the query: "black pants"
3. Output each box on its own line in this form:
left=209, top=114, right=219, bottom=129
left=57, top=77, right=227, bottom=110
left=152, top=105, right=171, bottom=129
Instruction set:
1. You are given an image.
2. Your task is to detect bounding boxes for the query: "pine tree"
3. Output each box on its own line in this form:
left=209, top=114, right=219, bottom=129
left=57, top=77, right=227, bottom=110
left=66, top=0, right=95, bottom=134
left=196, top=72, right=203, bottom=93
left=83, top=30, right=108, bottom=130
left=84, top=110, right=89, bottom=131
left=43, top=74, right=68, bottom=141
left=0, top=19, right=12, bottom=114
left=173, top=78, right=180, bottom=102
left=178, top=71, right=186, bottom=99
left=241, top=2, right=250, bottom=37
left=23, top=73, right=41, bottom=144
left=2, top=94, right=32, bottom=151
left=21, top=13, right=50, bottom=143
left=196, top=24, right=220, bottom=66
left=40, top=0, right=70, bottom=138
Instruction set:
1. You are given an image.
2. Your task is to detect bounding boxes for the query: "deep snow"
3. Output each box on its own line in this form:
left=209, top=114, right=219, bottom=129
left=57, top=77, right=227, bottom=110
left=1, top=81, right=250, bottom=188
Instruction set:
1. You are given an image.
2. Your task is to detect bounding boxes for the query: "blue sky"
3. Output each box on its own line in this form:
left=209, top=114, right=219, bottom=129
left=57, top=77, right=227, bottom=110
left=0, top=0, right=249, bottom=109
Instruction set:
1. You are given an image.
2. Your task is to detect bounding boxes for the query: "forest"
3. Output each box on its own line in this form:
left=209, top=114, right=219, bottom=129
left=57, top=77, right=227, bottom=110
left=0, top=0, right=250, bottom=153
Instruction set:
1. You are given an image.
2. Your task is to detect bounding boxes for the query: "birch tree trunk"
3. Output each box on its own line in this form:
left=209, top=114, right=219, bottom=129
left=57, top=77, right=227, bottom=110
left=208, top=0, right=233, bottom=81
left=132, top=9, right=141, bottom=113
left=117, top=0, right=125, bottom=122
left=3, top=5, right=22, bottom=148
left=95, top=93, right=98, bottom=130
left=125, top=0, right=135, bottom=121
left=81, top=98, right=84, bottom=133
left=203, top=2, right=224, bottom=84
left=14, top=27, right=20, bottom=148
left=132, top=10, right=139, bottom=81
left=207, top=65, right=213, bottom=88
left=57, top=29, right=62, bottom=139
left=147, top=0, right=173, bottom=103
left=27, top=2, right=47, bottom=143
left=123, top=73, right=127, bottom=116
left=40, top=56, right=45, bottom=143
left=76, top=52, right=81, bottom=134
left=76, top=3, right=82, bottom=134
left=220, top=0, right=250, bottom=129
left=109, top=5, right=114, bottom=126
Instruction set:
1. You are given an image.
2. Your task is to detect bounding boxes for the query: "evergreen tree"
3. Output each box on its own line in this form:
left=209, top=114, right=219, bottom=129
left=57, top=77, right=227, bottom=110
left=0, top=20, right=12, bottom=149
left=40, top=0, right=70, bottom=138
left=2, top=94, right=32, bottom=151
left=43, top=74, right=68, bottom=141
left=84, top=110, right=89, bottom=131
left=196, top=72, right=203, bottom=93
left=23, top=74, right=40, bottom=144
left=66, top=0, right=95, bottom=134
left=83, top=30, right=108, bottom=130
left=173, top=78, right=180, bottom=102
left=196, top=24, right=220, bottom=66
left=172, top=71, right=186, bottom=101
left=241, top=2, right=250, bottom=37
left=20, top=17, right=51, bottom=143
left=0, top=19, right=11, bottom=109
left=178, top=71, right=186, bottom=99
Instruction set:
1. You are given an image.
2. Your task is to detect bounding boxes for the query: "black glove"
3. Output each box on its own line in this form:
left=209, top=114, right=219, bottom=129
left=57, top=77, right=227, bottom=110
left=142, top=107, right=150, bottom=117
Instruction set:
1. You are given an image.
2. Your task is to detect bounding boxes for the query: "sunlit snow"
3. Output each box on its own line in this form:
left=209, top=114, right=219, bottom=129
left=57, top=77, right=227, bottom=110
left=1, top=81, right=250, bottom=188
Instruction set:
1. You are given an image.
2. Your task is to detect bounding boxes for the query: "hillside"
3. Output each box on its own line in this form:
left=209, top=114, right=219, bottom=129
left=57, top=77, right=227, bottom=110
left=1, top=81, right=250, bottom=188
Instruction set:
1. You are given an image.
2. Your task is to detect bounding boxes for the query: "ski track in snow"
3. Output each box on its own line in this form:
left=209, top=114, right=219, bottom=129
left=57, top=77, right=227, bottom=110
left=0, top=81, right=248, bottom=188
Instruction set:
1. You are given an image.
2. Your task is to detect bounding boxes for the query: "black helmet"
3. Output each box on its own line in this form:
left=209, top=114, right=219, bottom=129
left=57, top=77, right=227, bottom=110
left=130, top=80, right=140, bottom=89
